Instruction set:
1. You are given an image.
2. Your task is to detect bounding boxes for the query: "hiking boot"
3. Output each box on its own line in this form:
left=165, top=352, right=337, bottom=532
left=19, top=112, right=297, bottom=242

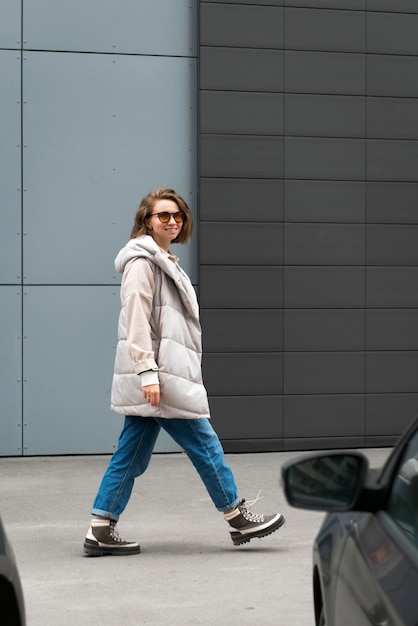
left=224, top=497, right=285, bottom=546
left=83, top=519, right=140, bottom=556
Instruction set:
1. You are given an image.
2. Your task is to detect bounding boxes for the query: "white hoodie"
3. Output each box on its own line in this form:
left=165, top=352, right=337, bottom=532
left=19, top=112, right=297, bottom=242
left=110, top=236, right=210, bottom=419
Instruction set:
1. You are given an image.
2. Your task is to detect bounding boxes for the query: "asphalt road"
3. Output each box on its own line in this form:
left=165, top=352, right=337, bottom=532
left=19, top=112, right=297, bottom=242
left=0, top=447, right=391, bottom=626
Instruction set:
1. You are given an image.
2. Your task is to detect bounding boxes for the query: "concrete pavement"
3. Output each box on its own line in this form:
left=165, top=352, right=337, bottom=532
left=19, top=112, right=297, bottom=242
left=0, top=447, right=391, bottom=626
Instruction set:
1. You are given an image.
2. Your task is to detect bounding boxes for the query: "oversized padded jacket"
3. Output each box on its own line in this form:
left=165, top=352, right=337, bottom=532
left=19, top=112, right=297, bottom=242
left=110, top=235, right=210, bottom=419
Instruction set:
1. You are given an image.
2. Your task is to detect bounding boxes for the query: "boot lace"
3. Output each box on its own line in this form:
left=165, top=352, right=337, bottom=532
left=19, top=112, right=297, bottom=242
left=239, top=491, right=265, bottom=522
left=109, top=521, right=126, bottom=543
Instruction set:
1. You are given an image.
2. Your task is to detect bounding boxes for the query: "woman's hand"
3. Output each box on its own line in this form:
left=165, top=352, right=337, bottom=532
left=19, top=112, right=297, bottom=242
left=142, top=383, right=160, bottom=407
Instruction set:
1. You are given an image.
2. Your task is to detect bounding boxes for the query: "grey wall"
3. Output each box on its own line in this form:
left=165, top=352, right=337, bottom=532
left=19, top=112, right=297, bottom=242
left=199, top=0, right=418, bottom=451
left=3, top=1, right=418, bottom=456
left=0, top=0, right=197, bottom=455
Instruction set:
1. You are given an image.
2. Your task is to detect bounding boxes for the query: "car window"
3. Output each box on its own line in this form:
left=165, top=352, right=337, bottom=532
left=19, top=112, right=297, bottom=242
left=386, top=429, right=418, bottom=547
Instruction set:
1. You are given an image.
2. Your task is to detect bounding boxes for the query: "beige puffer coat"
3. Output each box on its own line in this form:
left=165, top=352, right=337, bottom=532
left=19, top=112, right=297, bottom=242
left=110, top=236, right=210, bottom=419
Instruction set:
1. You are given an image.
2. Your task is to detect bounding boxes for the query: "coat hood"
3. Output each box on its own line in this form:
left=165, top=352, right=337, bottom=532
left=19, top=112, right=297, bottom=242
left=115, top=235, right=163, bottom=274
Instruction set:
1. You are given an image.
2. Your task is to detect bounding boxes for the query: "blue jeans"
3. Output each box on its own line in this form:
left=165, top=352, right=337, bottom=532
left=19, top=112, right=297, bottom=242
left=92, top=416, right=240, bottom=521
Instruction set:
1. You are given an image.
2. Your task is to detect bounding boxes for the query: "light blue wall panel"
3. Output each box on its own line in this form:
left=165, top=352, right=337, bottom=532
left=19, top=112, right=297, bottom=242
left=0, top=287, right=22, bottom=455
left=0, top=0, right=21, bottom=48
left=22, top=286, right=182, bottom=454
left=23, top=0, right=197, bottom=56
left=23, top=52, right=197, bottom=284
left=0, top=51, right=21, bottom=284
left=23, top=286, right=122, bottom=454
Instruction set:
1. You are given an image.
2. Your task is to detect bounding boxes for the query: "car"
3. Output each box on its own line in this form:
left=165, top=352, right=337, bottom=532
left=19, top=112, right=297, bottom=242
left=281, top=415, right=418, bottom=626
left=0, top=514, right=26, bottom=626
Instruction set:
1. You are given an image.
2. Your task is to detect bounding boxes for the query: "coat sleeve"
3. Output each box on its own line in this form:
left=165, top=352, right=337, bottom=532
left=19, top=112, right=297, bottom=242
left=123, top=259, right=159, bottom=376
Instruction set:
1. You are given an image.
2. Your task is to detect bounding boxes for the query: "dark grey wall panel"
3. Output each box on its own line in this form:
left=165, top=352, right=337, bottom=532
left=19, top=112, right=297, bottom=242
left=201, top=223, right=283, bottom=264
left=367, top=268, right=418, bottom=307
left=199, top=0, right=418, bottom=451
left=366, top=352, right=418, bottom=393
left=285, top=181, right=365, bottom=223
left=200, top=266, right=283, bottom=308
left=210, top=397, right=283, bottom=439
left=224, top=438, right=284, bottom=453
left=365, top=436, right=401, bottom=447
left=366, top=183, right=418, bottom=223
left=285, top=8, right=365, bottom=53
left=285, top=94, right=365, bottom=138
left=367, top=99, right=418, bottom=141
left=366, top=310, right=418, bottom=351
left=285, top=51, right=366, bottom=95
left=286, top=0, right=365, bottom=8
left=200, top=4, right=283, bottom=49
left=367, top=140, right=418, bottom=182
left=284, top=395, right=364, bottom=437
left=285, top=267, right=365, bottom=308
left=366, top=225, right=418, bottom=265
left=203, top=354, right=283, bottom=395
left=368, top=55, right=418, bottom=98
left=285, top=224, right=365, bottom=265
left=201, top=310, right=283, bottom=352
left=202, top=0, right=283, bottom=4
left=367, top=12, right=418, bottom=56
left=201, top=135, right=283, bottom=178
left=200, top=47, right=283, bottom=92
left=367, top=0, right=418, bottom=12
left=285, top=138, right=365, bottom=180
left=201, top=92, right=283, bottom=136
left=284, top=353, right=365, bottom=394
left=200, top=179, right=283, bottom=222
left=285, top=435, right=366, bottom=451
left=366, top=394, right=418, bottom=436
left=285, top=310, right=365, bottom=351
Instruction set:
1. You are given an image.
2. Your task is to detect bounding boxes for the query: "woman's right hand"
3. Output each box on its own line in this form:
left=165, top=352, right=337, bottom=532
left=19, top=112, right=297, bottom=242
left=142, top=383, right=160, bottom=407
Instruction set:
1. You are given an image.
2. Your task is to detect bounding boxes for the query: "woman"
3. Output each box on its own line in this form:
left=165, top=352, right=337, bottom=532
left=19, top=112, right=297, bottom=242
left=84, top=188, right=285, bottom=556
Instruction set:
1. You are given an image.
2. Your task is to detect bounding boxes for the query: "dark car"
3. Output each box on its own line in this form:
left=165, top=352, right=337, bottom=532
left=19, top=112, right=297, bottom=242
left=281, top=415, right=418, bottom=626
left=0, top=515, right=26, bottom=626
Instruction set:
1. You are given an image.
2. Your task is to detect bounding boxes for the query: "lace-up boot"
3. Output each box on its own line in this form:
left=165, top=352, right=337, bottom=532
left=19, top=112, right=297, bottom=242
left=224, top=497, right=285, bottom=546
left=84, top=519, right=140, bottom=556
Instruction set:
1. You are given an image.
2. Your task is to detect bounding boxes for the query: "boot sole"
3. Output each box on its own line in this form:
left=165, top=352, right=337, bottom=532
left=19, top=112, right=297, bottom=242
left=230, top=514, right=286, bottom=546
left=83, top=542, right=140, bottom=557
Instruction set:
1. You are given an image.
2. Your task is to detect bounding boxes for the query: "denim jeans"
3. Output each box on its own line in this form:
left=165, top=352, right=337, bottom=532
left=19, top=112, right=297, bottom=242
left=92, top=416, right=240, bottom=521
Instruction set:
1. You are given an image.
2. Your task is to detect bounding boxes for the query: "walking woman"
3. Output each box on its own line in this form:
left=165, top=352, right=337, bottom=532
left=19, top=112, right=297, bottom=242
left=84, top=188, right=285, bottom=556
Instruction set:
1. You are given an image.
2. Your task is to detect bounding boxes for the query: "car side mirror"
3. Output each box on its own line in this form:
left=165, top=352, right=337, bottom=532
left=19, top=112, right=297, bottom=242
left=282, top=451, right=369, bottom=512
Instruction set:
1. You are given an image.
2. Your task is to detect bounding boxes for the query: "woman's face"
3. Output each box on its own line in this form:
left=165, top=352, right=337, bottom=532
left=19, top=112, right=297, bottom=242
left=147, top=199, right=184, bottom=251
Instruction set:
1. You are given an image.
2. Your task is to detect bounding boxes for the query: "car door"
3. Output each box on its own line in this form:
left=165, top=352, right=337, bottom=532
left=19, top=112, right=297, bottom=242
left=333, top=427, right=418, bottom=626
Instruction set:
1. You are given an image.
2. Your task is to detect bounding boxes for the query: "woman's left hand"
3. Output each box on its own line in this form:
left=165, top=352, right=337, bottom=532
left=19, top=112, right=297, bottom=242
left=142, top=383, right=160, bottom=407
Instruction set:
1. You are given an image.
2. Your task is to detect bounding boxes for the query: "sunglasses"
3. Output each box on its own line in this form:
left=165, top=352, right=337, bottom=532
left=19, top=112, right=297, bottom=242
left=151, top=211, right=184, bottom=224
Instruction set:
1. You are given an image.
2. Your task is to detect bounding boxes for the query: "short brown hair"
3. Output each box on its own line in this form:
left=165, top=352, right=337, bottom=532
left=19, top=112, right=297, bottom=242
left=130, top=188, right=193, bottom=244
